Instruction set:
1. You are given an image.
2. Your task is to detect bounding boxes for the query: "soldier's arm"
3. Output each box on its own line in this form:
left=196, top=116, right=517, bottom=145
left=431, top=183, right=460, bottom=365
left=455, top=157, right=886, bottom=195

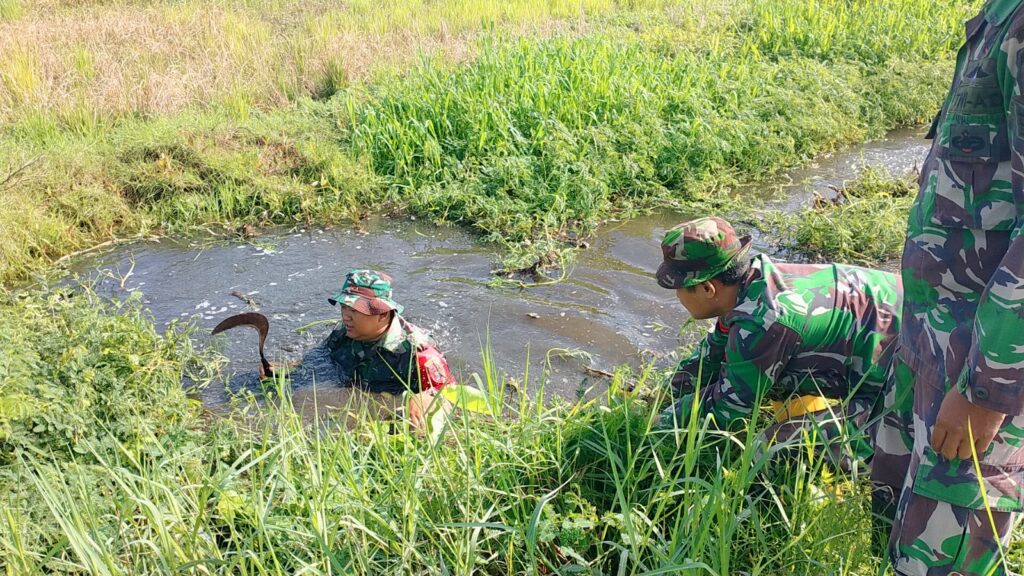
left=957, top=234, right=1024, bottom=414
left=696, top=320, right=802, bottom=428
left=667, top=319, right=729, bottom=397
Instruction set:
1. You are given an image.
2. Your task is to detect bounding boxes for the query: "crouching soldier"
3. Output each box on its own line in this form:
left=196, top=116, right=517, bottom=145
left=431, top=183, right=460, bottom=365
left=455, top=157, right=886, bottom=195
left=324, top=269, right=454, bottom=430
left=656, top=217, right=902, bottom=473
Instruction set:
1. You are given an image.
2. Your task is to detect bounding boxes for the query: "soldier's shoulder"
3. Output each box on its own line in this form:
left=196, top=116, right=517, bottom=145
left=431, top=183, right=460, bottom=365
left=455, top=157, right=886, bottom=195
left=399, top=319, right=437, bottom=351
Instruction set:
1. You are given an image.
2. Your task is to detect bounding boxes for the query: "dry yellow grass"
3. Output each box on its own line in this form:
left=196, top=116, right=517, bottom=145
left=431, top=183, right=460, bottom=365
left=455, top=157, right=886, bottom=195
left=0, top=0, right=678, bottom=121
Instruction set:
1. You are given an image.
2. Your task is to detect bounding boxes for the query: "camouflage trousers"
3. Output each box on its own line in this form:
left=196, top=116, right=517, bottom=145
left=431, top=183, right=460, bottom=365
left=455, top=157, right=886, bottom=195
left=871, top=352, right=1024, bottom=576
left=661, top=390, right=878, bottom=474
left=758, top=395, right=876, bottom=476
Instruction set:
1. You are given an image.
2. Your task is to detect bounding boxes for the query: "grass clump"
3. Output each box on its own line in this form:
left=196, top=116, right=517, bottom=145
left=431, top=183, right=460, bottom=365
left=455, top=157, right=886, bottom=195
left=0, top=0, right=24, bottom=22
left=767, top=167, right=915, bottom=265
left=0, top=286, right=205, bottom=467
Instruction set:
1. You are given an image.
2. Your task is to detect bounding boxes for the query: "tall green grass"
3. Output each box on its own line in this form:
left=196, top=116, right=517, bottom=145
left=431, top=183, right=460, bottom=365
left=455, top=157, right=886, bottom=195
left=340, top=37, right=947, bottom=269
left=0, top=285, right=888, bottom=574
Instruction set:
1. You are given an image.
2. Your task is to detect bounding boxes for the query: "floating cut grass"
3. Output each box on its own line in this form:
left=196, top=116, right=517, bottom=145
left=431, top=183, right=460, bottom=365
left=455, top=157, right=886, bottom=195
left=766, top=167, right=915, bottom=265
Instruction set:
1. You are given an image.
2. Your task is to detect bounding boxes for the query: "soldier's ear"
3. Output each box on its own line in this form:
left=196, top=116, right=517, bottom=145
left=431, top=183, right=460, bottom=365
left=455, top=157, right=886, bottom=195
left=699, top=280, right=717, bottom=299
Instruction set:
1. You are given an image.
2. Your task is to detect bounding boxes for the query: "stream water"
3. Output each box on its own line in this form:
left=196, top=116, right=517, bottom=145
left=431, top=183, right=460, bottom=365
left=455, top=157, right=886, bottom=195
left=65, top=128, right=929, bottom=417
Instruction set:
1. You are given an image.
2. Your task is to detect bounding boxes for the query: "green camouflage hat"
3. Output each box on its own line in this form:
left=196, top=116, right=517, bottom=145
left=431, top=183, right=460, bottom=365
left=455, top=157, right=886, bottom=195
left=656, top=217, right=752, bottom=289
left=328, top=270, right=404, bottom=315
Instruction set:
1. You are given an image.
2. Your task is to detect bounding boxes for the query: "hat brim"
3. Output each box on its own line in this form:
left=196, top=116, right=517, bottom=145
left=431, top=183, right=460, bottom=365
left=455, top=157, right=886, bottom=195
left=656, top=259, right=695, bottom=289
left=328, top=293, right=403, bottom=315
left=656, top=235, right=753, bottom=289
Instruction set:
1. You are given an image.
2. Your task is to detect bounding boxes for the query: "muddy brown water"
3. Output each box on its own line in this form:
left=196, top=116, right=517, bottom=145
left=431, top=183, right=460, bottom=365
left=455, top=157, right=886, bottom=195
left=64, top=128, right=928, bottom=417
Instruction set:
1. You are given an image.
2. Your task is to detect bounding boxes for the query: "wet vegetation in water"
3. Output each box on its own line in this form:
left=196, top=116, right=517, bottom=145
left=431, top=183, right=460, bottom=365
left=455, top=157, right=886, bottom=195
left=0, top=0, right=969, bottom=284
left=764, top=167, right=917, bottom=265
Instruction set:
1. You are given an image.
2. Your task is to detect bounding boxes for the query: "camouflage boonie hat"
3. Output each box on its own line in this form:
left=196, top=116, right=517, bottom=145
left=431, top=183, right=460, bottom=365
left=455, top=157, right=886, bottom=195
left=328, top=270, right=404, bottom=315
left=656, top=217, right=752, bottom=289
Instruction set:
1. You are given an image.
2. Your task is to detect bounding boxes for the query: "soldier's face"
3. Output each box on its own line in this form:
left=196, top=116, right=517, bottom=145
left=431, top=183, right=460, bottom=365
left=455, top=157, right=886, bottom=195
left=341, top=306, right=391, bottom=341
left=675, top=284, right=720, bottom=320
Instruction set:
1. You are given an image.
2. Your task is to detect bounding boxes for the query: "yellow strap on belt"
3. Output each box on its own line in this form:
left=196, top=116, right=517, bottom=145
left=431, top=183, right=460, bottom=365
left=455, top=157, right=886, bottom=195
left=769, top=395, right=832, bottom=423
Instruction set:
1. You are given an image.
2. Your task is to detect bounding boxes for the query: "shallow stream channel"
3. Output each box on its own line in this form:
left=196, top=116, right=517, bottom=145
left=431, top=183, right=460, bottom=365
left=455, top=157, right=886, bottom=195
left=64, top=128, right=928, bottom=418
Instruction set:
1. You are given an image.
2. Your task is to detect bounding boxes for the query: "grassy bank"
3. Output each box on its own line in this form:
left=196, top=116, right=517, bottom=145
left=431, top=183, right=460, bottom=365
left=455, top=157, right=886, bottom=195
left=762, top=168, right=916, bottom=265
left=0, top=0, right=665, bottom=121
left=2, top=285, right=1020, bottom=574
left=1, top=0, right=971, bottom=285
left=0, top=285, right=886, bottom=574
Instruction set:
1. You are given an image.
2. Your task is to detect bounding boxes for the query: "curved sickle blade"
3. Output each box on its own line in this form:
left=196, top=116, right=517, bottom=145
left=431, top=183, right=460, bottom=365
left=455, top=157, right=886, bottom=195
left=212, top=312, right=274, bottom=378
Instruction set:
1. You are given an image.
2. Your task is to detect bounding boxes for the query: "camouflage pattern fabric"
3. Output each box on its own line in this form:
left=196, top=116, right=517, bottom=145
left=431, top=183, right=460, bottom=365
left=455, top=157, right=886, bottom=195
left=869, top=1, right=1024, bottom=573
left=325, top=315, right=453, bottom=395
left=656, top=216, right=753, bottom=289
left=328, top=269, right=404, bottom=315
left=665, top=254, right=902, bottom=470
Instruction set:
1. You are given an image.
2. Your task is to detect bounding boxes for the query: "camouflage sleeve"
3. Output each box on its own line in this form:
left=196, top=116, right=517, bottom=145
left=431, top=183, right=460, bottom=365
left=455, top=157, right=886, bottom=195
left=697, top=320, right=802, bottom=428
left=957, top=25, right=1024, bottom=415
left=957, top=222, right=1024, bottom=414
left=668, top=320, right=729, bottom=397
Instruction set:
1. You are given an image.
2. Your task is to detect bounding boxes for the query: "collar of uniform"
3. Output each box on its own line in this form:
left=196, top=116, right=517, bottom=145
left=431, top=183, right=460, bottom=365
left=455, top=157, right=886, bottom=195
left=376, top=315, right=409, bottom=353
left=984, top=0, right=1020, bottom=27
left=734, top=253, right=766, bottom=306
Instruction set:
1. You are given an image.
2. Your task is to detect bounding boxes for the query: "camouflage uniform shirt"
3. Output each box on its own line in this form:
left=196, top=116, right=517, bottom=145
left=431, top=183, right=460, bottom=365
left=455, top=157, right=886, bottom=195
left=325, top=316, right=453, bottom=395
left=671, top=254, right=902, bottom=429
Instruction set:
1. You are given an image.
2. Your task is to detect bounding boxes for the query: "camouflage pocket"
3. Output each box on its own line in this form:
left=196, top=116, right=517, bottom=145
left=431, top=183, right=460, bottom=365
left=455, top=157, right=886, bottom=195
left=938, top=113, right=1009, bottom=163
left=911, top=445, right=1024, bottom=513
left=909, top=378, right=1024, bottom=513
left=922, top=112, right=1017, bottom=230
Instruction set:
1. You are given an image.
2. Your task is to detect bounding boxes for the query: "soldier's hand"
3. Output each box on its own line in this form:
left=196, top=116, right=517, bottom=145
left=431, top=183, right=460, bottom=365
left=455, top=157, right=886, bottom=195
left=930, top=389, right=1006, bottom=461
left=406, top=389, right=437, bottom=435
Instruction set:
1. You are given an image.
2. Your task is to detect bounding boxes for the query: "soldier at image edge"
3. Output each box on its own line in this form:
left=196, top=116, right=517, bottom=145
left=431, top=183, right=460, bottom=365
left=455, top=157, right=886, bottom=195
left=869, top=0, right=1024, bottom=574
